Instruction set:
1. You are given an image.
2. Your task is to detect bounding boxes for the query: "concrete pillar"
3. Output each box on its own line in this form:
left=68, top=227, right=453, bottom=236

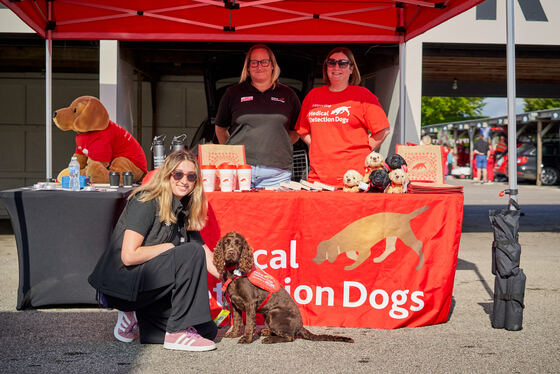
left=405, top=39, right=423, bottom=143
left=99, top=40, right=134, bottom=133
left=369, top=64, right=398, bottom=156
left=369, top=39, right=422, bottom=156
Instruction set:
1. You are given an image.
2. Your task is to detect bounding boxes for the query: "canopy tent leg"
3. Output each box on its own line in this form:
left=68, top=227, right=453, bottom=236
left=506, top=0, right=518, bottom=208
left=490, top=0, right=525, bottom=332
left=45, top=2, right=53, bottom=181
left=399, top=41, right=406, bottom=145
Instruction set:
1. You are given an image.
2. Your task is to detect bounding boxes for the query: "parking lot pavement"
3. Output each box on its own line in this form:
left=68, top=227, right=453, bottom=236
left=0, top=179, right=559, bottom=373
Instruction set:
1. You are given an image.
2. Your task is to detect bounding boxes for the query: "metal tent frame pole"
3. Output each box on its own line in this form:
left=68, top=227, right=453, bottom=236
left=45, top=37, right=52, bottom=181
left=399, top=41, right=406, bottom=145
left=45, top=2, right=53, bottom=181
left=506, top=0, right=518, bottom=209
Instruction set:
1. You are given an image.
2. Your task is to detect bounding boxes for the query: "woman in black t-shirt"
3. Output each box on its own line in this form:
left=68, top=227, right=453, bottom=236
left=89, top=150, right=219, bottom=351
left=215, top=44, right=301, bottom=188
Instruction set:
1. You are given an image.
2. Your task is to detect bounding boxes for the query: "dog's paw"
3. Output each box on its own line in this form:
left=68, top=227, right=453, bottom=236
left=262, top=335, right=294, bottom=344
left=224, top=329, right=242, bottom=338
left=261, top=336, right=274, bottom=344
left=259, top=328, right=271, bottom=336
left=237, top=335, right=253, bottom=344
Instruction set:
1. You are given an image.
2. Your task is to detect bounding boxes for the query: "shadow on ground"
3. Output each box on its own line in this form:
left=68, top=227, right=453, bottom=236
left=462, top=205, right=560, bottom=232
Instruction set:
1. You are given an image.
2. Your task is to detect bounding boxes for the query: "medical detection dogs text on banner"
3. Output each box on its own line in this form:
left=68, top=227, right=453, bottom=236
left=202, top=191, right=463, bottom=329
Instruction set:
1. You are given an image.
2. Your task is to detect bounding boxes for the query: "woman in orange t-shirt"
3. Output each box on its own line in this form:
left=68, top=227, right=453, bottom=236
left=296, top=47, right=391, bottom=187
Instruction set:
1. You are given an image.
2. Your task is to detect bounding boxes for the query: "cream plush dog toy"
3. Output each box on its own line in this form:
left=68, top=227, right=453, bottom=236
left=343, top=169, right=363, bottom=192
left=363, top=151, right=385, bottom=182
left=53, top=96, right=147, bottom=184
left=385, top=168, right=409, bottom=193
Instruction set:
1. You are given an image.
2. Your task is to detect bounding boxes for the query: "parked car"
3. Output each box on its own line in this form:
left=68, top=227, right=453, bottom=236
left=495, top=140, right=560, bottom=185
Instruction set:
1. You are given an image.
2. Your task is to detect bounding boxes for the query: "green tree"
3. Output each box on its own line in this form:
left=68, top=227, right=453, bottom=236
left=421, top=97, right=486, bottom=126
left=523, top=98, right=560, bottom=112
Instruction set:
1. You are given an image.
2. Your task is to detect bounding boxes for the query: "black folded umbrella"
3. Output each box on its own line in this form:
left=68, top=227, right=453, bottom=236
left=489, top=199, right=526, bottom=331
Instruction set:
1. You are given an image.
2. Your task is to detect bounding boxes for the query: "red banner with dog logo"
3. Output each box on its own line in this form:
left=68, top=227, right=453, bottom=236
left=202, top=191, right=463, bottom=329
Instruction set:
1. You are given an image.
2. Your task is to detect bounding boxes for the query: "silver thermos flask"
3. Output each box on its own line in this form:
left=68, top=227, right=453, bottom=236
left=170, top=134, right=187, bottom=153
left=152, top=135, right=166, bottom=169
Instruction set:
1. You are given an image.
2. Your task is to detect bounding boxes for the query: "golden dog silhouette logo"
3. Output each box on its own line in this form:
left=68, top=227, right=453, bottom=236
left=313, top=206, right=429, bottom=271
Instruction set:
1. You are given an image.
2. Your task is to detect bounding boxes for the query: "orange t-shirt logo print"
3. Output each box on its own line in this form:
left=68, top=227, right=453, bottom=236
left=331, top=106, right=351, bottom=116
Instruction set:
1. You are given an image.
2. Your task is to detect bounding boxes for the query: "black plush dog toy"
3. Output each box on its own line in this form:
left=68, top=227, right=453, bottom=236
left=368, top=169, right=390, bottom=193
left=386, top=154, right=408, bottom=171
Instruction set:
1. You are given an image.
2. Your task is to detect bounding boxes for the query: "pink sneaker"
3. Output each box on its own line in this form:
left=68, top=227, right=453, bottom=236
left=114, top=311, right=138, bottom=343
left=163, top=327, right=216, bottom=352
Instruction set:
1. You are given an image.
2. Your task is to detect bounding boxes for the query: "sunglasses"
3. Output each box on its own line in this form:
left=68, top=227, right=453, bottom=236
left=249, top=59, right=271, bottom=68
left=171, top=171, right=197, bottom=182
left=326, top=58, right=352, bottom=68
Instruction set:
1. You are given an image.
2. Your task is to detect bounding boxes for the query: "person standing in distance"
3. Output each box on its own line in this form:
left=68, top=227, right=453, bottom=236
left=473, top=133, right=490, bottom=184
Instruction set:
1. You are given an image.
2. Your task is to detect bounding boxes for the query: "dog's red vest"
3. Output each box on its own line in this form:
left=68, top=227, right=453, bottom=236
left=222, top=266, right=281, bottom=311
left=247, top=266, right=281, bottom=293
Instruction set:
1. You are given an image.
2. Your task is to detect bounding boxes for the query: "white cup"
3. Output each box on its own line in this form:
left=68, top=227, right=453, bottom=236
left=200, top=165, right=216, bottom=192
left=218, top=166, right=235, bottom=192
left=237, top=165, right=252, bottom=191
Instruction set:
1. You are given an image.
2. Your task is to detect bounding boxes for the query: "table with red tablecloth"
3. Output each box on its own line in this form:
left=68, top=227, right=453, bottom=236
left=201, top=191, right=464, bottom=329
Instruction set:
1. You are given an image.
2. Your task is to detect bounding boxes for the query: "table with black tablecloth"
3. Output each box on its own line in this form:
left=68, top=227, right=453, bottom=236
left=0, top=188, right=130, bottom=309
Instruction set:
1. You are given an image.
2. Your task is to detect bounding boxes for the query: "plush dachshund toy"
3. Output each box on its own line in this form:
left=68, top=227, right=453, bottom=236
left=53, top=96, right=147, bottom=184
left=213, top=232, right=354, bottom=344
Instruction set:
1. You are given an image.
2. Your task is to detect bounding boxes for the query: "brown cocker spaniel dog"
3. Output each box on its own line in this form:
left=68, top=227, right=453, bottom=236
left=213, top=231, right=353, bottom=344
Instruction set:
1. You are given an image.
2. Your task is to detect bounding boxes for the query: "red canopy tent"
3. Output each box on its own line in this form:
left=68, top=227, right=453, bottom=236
left=4, top=0, right=483, bottom=43
left=1, top=0, right=485, bottom=180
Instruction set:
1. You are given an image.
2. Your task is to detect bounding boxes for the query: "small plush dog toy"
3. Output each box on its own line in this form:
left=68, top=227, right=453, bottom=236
left=386, top=154, right=408, bottom=172
left=363, top=151, right=386, bottom=182
left=385, top=168, right=409, bottom=193
left=53, top=96, right=147, bottom=184
left=343, top=169, right=363, bottom=192
left=368, top=169, right=391, bottom=193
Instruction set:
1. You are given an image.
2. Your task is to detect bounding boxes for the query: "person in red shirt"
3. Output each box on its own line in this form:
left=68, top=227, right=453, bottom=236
left=296, top=47, right=390, bottom=187
left=496, top=135, right=507, bottom=156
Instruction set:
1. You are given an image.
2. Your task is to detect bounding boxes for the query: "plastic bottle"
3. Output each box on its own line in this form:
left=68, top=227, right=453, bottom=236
left=68, top=156, right=81, bottom=191
left=152, top=135, right=166, bottom=169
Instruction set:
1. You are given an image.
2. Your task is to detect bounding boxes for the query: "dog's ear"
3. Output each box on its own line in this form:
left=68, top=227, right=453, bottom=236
left=74, top=96, right=109, bottom=132
left=238, top=235, right=254, bottom=274
left=213, top=237, right=225, bottom=275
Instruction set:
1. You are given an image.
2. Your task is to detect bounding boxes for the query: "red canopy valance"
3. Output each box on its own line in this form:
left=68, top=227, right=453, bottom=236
left=2, top=0, right=484, bottom=43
